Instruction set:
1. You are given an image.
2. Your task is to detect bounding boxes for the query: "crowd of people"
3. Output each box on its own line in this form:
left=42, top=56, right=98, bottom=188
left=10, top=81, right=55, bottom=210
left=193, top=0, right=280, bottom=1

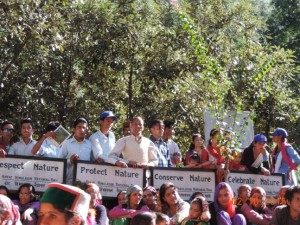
left=0, top=111, right=300, bottom=224
left=0, top=181, right=299, bottom=225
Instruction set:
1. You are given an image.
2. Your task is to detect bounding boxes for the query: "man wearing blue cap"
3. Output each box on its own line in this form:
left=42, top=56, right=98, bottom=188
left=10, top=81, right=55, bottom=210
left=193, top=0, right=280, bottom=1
left=89, top=111, right=117, bottom=164
left=270, top=128, right=300, bottom=185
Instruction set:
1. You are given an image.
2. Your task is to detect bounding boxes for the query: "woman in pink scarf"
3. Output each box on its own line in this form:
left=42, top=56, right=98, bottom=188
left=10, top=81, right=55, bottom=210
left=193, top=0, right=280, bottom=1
left=0, top=194, right=22, bottom=225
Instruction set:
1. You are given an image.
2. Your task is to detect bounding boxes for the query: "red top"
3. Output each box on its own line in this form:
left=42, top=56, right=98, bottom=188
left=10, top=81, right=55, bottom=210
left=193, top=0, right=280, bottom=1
left=185, top=148, right=209, bottom=166
left=207, top=145, right=224, bottom=165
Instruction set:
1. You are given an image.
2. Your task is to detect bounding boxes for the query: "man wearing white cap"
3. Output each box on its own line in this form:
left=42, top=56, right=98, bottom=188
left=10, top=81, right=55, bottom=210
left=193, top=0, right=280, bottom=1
left=89, top=111, right=117, bottom=164
left=270, top=128, right=300, bottom=185
left=37, top=183, right=91, bottom=225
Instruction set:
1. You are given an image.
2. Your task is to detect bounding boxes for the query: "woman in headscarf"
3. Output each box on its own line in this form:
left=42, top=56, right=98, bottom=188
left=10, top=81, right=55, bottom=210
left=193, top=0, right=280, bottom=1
left=109, top=185, right=149, bottom=225
left=0, top=194, right=22, bottom=225
left=209, top=182, right=246, bottom=225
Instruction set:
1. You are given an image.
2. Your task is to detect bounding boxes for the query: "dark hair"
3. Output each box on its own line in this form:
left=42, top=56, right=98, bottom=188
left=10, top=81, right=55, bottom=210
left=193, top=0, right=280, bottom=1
left=155, top=212, right=169, bottom=224
left=143, top=186, right=157, bottom=196
left=0, top=185, right=10, bottom=196
left=190, top=153, right=200, bottom=163
left=163, top=120, right=174, bottom=129
left=1, top=121, right=14, bottom=130
left=117, top=190, right=126, bottom=198
left=188, top=134, right=202, bottom=154
left=46, top=121, right=60, bottom=132
left=73, top=118, right=88, bottom=128
left=285, top=186, right=300, bottom=203
left=159, top=182, right=177, bottom=206
left=122, top=120, right=130, bottom=130
left=21, top=118, right=33, bottom=127
left=51, top=206, right=84, bottom=225
left=189, top=192, right=204, bottom=203
left=190, top=197, right=204, bottom=213
left=148, top=119, right=163, bottom=129
left=17, top=183, right=36, bottom=202
left=130, top=212, right=156, bottom=225
left=208, top=128, right=220, bottom=146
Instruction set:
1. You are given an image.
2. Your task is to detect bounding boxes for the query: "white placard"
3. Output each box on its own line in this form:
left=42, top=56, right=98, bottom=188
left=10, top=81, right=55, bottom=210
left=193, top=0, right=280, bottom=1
left=204, top=110, right=254, bottom=149
left=226, top=171, right=284, bottom=198
left=49, top=125, right=72, bottom=147
left=75, top=162, right=144, bottom=197
left=153, top=168, right=216, bottom=201
left=0, top=156, right=66, bottom=192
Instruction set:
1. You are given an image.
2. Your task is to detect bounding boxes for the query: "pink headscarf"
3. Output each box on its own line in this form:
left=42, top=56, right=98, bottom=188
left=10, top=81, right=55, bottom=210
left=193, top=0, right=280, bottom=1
left=0, top=194, right=22, bottom=225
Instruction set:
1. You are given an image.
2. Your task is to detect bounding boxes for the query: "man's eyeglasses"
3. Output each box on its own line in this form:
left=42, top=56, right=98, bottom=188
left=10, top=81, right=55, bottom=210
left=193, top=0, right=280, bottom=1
left=2, top=128, right=14, bottom=133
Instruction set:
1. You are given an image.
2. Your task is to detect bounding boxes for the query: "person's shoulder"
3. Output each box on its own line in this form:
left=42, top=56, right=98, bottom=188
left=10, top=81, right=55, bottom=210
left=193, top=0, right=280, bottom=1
left=89, top=130, right=101, bottom=139
left=83, top=138, right=92, bottom=145
left=108, top=130, right=115, bottom=137
left=274, top=205, right=287, bottom=212
left=180, top=200, right=190, bottom=208
left=95, top=204, right=107, bottom=211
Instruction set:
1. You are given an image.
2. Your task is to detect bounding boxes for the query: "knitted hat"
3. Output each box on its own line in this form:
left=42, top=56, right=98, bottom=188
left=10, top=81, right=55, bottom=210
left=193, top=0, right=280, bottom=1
left=40, top=183, right=91, bottom=219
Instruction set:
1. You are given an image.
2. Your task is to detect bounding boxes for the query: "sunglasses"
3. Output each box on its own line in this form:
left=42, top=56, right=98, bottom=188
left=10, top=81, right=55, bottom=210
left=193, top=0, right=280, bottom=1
left=2, top=128, right=15, bottom=133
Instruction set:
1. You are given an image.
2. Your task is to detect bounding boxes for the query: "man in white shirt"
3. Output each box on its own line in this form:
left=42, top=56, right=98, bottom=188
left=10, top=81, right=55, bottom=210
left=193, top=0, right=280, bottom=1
left=162, top=120, right=180, bottom=166
left=89, top=111, right=117, bottom=164
left=108, top=117, right=158, bottom=168
left=9, top=118, right=37, bottom=156
left=59, top=118, right=93, bottom=184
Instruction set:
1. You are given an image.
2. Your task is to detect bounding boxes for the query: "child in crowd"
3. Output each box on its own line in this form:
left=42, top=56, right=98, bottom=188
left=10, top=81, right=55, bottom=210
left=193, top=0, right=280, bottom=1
left=185, top=153, right=201, bottom=168
left=172, top=152, right=183, bottom=167
left=155, top=212, right=170, bottom=225
left=229, top=150, right=247, bottom=171
left=241, top=186, right=272, bottom=225
left=117, top=191, right=127, bottom=206
left=181, top=198, right=210, bottom=225
left=237, top=185, right=251, bottom=206
left=130, top=212, right=156, bottom=225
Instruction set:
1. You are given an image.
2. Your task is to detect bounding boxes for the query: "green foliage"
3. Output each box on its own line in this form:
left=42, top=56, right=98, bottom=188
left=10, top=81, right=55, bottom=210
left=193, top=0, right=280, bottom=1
left=0, top=0, right=299, bottom=159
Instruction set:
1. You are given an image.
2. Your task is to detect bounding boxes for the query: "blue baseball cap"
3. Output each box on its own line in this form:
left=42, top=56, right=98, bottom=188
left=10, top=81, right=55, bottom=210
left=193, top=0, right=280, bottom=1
left=270, top=128, right=288, bottom=138
left=253, top=134, right=267, bottom=143
left=99, top=111, right=117, bottom=121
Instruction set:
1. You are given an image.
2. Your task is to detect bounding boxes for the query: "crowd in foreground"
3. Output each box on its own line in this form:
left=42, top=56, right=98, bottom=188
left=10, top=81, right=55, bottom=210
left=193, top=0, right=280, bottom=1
left=0, top=181, right=299, bottom=225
